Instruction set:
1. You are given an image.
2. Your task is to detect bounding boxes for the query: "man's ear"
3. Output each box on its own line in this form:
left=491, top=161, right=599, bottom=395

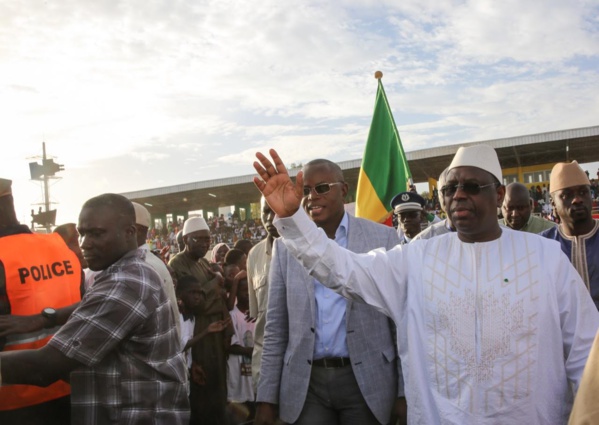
left=341, top=181, right=349, bottom=199
left=496, top=185, right=506, bottom=207
left=126, top=224, right=137, bottom=238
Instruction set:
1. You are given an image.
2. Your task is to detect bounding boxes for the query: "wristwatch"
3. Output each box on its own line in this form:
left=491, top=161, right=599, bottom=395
left=41, top=307, right=58, bottom=329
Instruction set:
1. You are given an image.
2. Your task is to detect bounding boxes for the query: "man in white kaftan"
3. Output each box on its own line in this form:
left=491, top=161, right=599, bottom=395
left=251, top=145, right=599, bottom=425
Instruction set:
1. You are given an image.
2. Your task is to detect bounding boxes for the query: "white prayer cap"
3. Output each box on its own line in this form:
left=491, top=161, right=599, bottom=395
left=448, top=144, right=502, bottom=183
left=183, top=217, right=209, bottom=236
left=132, top=202, right=151, bottom=228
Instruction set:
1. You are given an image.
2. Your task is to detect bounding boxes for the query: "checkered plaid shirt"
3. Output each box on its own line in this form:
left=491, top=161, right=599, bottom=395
left=49, top=248, right=189, bottom=424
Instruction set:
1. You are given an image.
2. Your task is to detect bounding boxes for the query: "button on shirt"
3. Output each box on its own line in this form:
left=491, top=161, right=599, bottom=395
left=313, top=212, right=349, bottom=359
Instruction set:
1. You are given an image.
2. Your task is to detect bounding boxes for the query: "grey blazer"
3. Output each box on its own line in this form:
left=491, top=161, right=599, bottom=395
left=256, top=214, right=402, bottom=424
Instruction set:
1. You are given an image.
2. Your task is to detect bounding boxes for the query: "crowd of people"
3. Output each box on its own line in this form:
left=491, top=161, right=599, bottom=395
left=0, top=145, right=598, bottom=425
left=147, top=215, right=267, bottom=256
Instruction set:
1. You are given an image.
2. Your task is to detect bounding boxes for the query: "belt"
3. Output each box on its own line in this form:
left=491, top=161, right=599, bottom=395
left=312, top=357, right=351, bottom=368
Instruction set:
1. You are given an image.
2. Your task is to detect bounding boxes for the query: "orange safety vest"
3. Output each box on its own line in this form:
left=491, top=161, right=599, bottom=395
left=0, top=232, right=82, bottom=411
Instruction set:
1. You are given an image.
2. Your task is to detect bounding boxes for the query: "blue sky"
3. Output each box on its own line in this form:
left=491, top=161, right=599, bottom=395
left=2, top=0, right=599, bottom=224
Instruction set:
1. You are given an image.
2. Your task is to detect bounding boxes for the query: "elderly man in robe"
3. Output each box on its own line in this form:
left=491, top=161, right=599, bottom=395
left=252, top=145, right=599, bottom=425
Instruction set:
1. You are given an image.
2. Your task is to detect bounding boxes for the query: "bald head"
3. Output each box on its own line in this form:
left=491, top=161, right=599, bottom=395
left=501, top=183, right=533, bottom=231
left=78, top=194, right=137, bottom=271
left=81, top=194, right=136, bottom=228
left=303, top=159, right=344, bottom=181
left=505, top=182, right=530, bottom=198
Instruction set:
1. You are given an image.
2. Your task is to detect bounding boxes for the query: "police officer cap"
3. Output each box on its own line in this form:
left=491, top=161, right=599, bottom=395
left=0, top=178, right=12, bottom=198
left=391, top=191, right=426, bottom=214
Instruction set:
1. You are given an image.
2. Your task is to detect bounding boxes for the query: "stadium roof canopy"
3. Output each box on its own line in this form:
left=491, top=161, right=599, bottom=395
left=122, top=125, right=599, bottom=215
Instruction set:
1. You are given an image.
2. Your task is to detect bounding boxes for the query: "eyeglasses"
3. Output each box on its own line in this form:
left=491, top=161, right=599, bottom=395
left=440, top=182, right=498, bottom=197
left=303, top=182, right=344, bottom=197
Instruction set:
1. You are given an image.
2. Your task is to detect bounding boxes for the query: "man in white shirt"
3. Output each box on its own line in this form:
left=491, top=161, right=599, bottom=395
left=132, top=202, right=180, bottom=338
left=252, top=145, right=599, bottom=425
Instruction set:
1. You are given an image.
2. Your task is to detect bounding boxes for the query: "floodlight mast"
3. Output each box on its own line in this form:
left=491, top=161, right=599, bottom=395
left=28, top=142, right=64, bottom=232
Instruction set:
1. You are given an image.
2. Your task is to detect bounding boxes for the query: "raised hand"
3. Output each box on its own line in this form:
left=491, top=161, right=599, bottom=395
left=253, top=149, right=303, bottom=218
left=207, top=317, right=231, bottom=333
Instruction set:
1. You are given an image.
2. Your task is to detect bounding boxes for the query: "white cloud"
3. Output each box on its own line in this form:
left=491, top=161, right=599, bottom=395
left=0, top=0, right=598, bottom=222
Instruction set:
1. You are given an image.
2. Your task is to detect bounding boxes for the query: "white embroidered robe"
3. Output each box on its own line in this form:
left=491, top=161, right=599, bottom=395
left=275, top=210, right=599, bottom=424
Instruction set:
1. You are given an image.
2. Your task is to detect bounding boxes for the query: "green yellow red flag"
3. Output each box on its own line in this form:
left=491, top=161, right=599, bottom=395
left=355, top=73, right=412, bottom=223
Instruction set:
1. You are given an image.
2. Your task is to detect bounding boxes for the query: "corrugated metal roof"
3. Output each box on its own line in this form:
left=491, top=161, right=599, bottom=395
left=122, top=125, right=599, bottom=200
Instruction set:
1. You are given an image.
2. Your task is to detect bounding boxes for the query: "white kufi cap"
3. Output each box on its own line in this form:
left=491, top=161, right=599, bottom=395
left=183, top=217, right=209, bottom=235
left=448, top=144, right=502, bottom=183
left=132, top=202, right=151, bottom=228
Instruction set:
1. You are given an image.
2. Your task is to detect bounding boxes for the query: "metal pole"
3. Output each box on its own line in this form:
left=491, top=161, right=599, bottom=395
left=42, top=142, right=51, bottom=232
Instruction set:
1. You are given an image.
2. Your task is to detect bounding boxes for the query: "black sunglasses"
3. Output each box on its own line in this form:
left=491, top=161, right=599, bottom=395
left=303, top=182, right=343, bottom=197
left=441, top=182, right=498, bottom=197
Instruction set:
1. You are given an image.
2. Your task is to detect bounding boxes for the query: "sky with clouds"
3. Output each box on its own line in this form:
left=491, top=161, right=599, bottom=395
left=2, top=0, right=599, bottom=225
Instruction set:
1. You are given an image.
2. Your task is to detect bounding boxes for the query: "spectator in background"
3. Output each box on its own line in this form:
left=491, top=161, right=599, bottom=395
left=54, top=223, right=88, bottom=297
left=132, top=202, right=180, bottom=338
left=53, top=223, right=87, bottom=271
left=224, top=248, right=247, bottom=272
left=391, top=191, right=427, bottom=244
left=169, top=217, right=232, bottom=425
left=413, top=168, right=455, bottom=241
left=226, top=276, right=256, bottom=423
left=234, top=239, right=253, bottom=256
left=541, top=161, right=599, bottom=310
left=176, top=275, right=230, bottom=389
left=500, top=183, right=556, bottom=233
left=211, top=242, right=230, bottom=266
left=247, top=196, right=279, bottom=391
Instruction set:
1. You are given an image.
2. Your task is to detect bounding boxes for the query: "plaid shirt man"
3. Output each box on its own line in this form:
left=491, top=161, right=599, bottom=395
left=49, top=248, right=189, bottom=424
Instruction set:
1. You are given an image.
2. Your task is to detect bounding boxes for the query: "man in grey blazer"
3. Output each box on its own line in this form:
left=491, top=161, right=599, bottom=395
left=255, top=159, right=404, bottom=425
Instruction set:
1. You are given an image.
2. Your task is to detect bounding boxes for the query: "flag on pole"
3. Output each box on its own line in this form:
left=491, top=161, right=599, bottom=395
left=355, top=72, right=412, bottom=223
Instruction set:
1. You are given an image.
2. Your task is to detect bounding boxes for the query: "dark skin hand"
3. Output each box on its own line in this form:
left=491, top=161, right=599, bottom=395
left=1, top=344, right=83, bottom=387
left=254, top=402, right=278, bottom=425
left=253, top=149, right=303, bottom=219
left=191, top=361, right=206, bottom=386
left=0, top=302, right=80, bottom=338
left=182, top=318, right=231, bottom=352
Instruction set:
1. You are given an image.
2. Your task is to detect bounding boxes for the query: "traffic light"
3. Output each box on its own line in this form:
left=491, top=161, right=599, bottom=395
left=29, top=159, right=64, bottom=180
left=31, top=208, right=57, bottom=226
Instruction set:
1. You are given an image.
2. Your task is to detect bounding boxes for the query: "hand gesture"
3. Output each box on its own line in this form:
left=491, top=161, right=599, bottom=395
left=207, top=317, right=231, bottom=333
left=253, top=149, right=303, bottom=218
left=244, top=311, right=257, bottom=323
